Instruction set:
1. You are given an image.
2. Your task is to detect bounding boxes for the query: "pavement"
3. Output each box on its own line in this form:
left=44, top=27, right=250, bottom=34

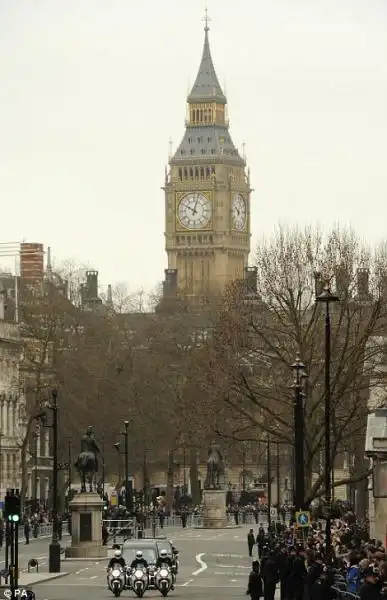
left=0, top=525, right=281, bottom=599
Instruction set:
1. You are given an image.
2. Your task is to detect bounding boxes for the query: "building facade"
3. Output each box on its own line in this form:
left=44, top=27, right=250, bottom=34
left=163, top=21, right=251, bottom=299
left=0, top=295, right=25, bottom=501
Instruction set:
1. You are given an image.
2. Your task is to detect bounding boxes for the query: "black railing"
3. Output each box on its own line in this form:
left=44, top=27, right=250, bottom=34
left=331, top=586, right=360, bottom=599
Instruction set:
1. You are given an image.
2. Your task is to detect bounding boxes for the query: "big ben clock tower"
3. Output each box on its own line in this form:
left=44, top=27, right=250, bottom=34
left=163, top=16, right=251, bottom=299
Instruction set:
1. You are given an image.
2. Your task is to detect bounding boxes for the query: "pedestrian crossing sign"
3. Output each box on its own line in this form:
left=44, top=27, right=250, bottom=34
left=295, top=511, right=310, bottom=528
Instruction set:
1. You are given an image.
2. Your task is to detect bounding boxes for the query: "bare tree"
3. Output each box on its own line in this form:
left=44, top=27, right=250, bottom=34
left=205, top=225, right=387, bottom=503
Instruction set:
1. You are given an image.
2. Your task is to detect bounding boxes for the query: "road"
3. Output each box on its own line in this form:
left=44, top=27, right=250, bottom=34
left=8, top=525, right=280, bottom=600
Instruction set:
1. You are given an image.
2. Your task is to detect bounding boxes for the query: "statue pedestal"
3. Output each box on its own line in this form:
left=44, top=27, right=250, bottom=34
left=66, top=493, right=107, bottom=559
left=202, top=489, right=228, bottom=529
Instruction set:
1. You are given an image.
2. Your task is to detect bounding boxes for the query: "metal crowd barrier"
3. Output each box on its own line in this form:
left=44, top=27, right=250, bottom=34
left=17, top=521, right=69, bottom=540
left=331, top=587, right=360, bottom=599
left=157, top=512, right=291, bottom=528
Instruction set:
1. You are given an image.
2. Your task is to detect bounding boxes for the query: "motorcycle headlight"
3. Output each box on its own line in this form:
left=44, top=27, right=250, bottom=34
left=112, top=569, right=121, bottom=578
left=135, top=569, right=144, bottom=578
left=160, top=569, right=169, bottom=578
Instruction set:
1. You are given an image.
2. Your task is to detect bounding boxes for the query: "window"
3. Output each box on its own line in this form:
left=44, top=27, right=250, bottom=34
left=211, top=149, right=215, bottom=154
left=190, top=149, right=194, bottom=155
left=200, top=168, right=204, bottom=178
left=36, top=477, right=40, bottom=500
left=180, top=150, right=186, bottom=155
left=183, top=168, right=188, bottom=179
left=188, top=137, right=192, bottom=143
left=207, top=137, right=212, bottom=143
left=44, top=477, right=49, bottom=500
left=195, top=167, right=199, bottom=178
left=189, top=168, right=193, bottom=178
left=178, top=168, right=182, bottom=181
left=201, top=149, right=206, bottom=154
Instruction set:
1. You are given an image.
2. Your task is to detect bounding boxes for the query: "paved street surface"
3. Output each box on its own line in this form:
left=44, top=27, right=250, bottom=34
left=2, top=525, right=280, bottom=599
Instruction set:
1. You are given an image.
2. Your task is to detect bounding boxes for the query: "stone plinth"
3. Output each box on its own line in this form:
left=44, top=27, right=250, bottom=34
left=67, top=492, right=107, bottom=559
left=202, top=489, right=227, bottom=529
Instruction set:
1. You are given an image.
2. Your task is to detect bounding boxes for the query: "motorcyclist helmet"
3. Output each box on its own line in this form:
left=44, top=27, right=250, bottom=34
left=160, top=549, right=168, bottom=558
left=136, top=551, right=143, bottom=559
left=114, top=549, right=122, bottom=558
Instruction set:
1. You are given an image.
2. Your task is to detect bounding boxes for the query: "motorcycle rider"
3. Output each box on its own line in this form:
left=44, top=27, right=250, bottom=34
left=107, top=549, right=126, bottom=590
left=108, top=548, right=126, bottom=570
left=156, top=548, right=175, bottom=590
left=130, top=550, right=149, bottom=571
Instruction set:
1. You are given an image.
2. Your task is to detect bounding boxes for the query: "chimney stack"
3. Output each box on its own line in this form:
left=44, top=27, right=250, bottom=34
left=85, top=270, right=98, bottom=300
left=107, top=284, right=113, bottom=306
left=244, top=266, right=258, bottom=293
left=20, top=243, right=44, bottom=282
left=356, top=268, right=370, bottom=299
left=379, top=270, right=387, bottom=300
left=313, top=271, right=324, bottom=298
left=0, top=291, right=5, bottom=320
left=163, top=269, right=177, bottom=295
left=335, top=263, right=350, bottom=298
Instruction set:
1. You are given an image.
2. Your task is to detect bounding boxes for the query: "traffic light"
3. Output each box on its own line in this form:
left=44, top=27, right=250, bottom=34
left=4, top=490, right=21, bottom=523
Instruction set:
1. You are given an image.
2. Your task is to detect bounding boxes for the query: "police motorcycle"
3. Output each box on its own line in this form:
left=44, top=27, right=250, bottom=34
left=155, top=550, right=174, bottom=597
left=130, top=567, right=148, bottom=597
left=106, top=549, right=126, bottom=597
left=129, top=552, right=149, bottom=598
left=107, top=565, right=126, bottom=597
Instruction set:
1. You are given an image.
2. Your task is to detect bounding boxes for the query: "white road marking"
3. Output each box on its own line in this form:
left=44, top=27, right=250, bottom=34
left=182, top=579, right=194, bottom=586
left=213, top=553, right=246, bottom=558
left=217, top=564, right=250, bottom=569
left=214, top=571, right=248, bottom=576
left=192, top=553, right=207, bottom=575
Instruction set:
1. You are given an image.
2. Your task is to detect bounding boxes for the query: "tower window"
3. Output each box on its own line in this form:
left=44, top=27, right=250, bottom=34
left=196, top=109, right=199, bottom=121
left=184, top=168, right=188, bottom=179
left=188, top=137, right=192, bottom=143
left=189, top=168, right=193, bottom=178
left=190, top=148, right=194, bottom=154
left=200, top=168, right=204, bottom=178
left=207, top=137, right=212, bottom=143
left=178, top=168, right=182, bottom=181
left=180, top=150, right=186, bottom=155
left=201, top=149, right=206, bottom=154
left=206, top=167, right=211, bottom=178
left=211, top=149, right=215, bottom=154
left=195, top=167, right=199, bottom=179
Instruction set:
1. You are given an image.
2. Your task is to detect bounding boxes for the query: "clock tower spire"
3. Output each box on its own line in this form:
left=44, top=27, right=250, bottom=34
left=163, top=16, right=251, bottom=300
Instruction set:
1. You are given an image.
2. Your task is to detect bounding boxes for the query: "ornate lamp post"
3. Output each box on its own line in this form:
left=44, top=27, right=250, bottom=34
left=316, top=282, right=338, bottom=555
left=291, top=356, right=307, bottom=511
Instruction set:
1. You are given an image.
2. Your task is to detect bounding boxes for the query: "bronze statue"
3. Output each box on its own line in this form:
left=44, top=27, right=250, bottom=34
left=204, top=442, right=225, bottom=489
left=75, top=425, right=100, bottom=493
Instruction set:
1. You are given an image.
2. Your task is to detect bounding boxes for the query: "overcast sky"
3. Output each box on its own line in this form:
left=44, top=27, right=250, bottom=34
left=0, top=0, right=386, bottom=293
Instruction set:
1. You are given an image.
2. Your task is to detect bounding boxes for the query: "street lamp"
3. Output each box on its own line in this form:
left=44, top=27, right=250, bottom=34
left=291, top=356, right=307, bottom=511
left=316, top=281, right=338, bottom=555
left=48, top=389, right=60, bottom=573
left=123, top=421, right=130, bottom=514
left=266, top=438, right=272, bottom=527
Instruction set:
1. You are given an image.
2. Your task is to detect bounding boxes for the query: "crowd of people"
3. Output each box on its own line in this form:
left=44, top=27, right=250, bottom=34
left=246, top=514, right=387, bottom=599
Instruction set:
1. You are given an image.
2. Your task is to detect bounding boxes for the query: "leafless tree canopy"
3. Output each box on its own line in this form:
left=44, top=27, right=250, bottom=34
left=204, top=226, right=387, bottom=500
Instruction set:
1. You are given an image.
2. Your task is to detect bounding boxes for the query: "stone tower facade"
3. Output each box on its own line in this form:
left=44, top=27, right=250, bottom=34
left=163, top=22, right=251, bottom=299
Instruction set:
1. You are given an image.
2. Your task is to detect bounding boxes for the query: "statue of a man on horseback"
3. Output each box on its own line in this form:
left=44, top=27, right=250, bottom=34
left=204, top=442, right=225, bottom=489
left=75, top=425, right=100, bottom=493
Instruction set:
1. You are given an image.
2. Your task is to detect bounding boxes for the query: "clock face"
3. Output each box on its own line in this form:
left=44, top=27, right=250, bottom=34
left=232, top=193, right=247, bottom=230
left=178, top=192, right=211, bottom=229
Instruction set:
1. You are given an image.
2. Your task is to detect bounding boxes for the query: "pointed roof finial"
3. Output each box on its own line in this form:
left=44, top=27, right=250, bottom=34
left=188, top=10, right=226, bottom=105
left=168, top=137, right=173, bottom=159
left=242, top=141, right=246, bottom=161
left=202, top=7, right=211, bottom=32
